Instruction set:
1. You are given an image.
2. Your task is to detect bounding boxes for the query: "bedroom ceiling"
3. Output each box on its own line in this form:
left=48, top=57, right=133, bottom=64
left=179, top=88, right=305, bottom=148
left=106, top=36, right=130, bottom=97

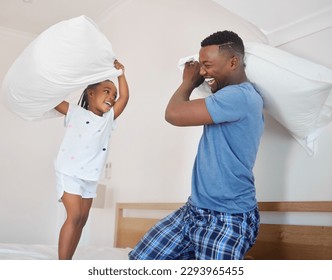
left=0, top=0, right=124, bottom=35
left=213, top=0, right=332, bottom=46
left=1, top=0, right=332, bottom=46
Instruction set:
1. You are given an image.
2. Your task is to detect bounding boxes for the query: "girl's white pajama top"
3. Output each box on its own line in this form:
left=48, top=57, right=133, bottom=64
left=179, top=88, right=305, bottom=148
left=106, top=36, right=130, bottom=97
left=54, top=104, right=115, bottom=181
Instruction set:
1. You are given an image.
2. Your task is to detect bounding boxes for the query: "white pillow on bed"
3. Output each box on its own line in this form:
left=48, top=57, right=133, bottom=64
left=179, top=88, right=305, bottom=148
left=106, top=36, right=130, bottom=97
left=2, top=15, right=122, bottom=121
left=178, top=43, right=332, bottom=156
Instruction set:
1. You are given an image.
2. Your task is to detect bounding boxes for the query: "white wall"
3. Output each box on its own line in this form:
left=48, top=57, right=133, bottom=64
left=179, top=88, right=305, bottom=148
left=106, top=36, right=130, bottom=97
left=0, top=0, right=331, bottom=247
left=0, top=29, right=63, bottom=244
left=87, top=0, right=268, bottom=245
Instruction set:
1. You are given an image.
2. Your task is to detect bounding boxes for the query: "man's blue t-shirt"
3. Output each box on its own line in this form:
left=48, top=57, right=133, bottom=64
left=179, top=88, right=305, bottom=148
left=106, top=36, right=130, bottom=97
left=190, top=82, right=264, bottom=213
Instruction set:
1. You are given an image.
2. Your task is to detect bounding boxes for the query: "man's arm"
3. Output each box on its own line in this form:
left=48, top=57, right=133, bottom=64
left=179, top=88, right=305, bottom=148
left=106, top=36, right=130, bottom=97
left=165, top=62, right=213, bottom=126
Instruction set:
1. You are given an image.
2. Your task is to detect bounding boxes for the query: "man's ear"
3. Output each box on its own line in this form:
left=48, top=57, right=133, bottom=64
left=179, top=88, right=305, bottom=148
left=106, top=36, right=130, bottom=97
left=230, top=55, right=239, bottom=69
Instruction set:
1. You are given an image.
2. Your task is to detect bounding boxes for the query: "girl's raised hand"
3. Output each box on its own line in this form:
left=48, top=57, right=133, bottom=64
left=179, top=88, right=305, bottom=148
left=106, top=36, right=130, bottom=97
left=114, top=60, right=125, bottom=75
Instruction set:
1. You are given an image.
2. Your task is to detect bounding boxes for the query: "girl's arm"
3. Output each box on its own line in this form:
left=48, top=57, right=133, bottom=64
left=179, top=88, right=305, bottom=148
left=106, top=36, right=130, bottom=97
left=113, top=60, right=129, bottom=119
left=54, top=100, right=69, bottom=115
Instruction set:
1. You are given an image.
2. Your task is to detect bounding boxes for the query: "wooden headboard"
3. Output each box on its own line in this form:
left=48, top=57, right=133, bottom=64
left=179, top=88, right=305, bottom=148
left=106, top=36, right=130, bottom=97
left=246, top=201, right=332, bottom=260
left=114, top=203, right=184, bottom=249
left=114, top=201, right=332, bottom=260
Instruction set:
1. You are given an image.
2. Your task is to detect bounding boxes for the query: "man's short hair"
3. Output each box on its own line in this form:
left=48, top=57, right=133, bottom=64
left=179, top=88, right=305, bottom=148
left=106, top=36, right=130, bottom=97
left=201, top=31, right=244, bottom=56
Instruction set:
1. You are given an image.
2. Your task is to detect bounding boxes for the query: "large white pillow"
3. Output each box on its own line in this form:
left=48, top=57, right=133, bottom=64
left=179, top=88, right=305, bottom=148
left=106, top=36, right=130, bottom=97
left=178, top=43, right=332, bottom=156
left=2, top=15, right=122, bottom=121
left=245, top=42, right=332, bottom=156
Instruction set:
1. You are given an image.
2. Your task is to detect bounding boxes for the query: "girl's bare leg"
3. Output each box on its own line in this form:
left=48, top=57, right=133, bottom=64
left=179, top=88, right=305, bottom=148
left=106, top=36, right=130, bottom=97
left=58, top=192, right=92, bottom=260
left=68, top=198, right=93, bottom=258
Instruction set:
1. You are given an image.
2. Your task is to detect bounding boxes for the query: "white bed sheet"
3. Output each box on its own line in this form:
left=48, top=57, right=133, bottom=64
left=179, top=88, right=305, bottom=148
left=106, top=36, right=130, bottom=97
left=0, top=243, right=131, bottom=260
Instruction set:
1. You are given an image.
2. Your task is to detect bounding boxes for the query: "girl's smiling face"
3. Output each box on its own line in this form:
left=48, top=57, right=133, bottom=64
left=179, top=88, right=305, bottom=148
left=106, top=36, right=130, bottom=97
left=87, top=80, right=117, bottom=116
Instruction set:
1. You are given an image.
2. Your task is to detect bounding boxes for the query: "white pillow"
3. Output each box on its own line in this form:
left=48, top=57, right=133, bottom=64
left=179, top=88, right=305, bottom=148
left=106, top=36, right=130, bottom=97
left=245, top=42, right=332, bottom=156
left=2, top=15, right=122, bottom=121
left=178, top=43, right=332, bottom=156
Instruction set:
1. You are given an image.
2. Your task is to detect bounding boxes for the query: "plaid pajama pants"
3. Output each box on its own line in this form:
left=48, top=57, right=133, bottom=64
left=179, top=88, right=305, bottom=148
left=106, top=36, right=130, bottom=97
left=129, top=200, right=260, bottom=260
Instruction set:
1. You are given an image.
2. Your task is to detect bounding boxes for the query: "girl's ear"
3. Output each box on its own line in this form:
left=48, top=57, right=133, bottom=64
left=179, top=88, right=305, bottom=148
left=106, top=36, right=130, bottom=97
left=87, top=88, right=94, bottom=97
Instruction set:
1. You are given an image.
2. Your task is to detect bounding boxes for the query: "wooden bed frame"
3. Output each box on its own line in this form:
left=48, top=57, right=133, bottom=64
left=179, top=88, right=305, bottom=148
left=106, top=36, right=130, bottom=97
left=114, top=201, right=332, bottom=260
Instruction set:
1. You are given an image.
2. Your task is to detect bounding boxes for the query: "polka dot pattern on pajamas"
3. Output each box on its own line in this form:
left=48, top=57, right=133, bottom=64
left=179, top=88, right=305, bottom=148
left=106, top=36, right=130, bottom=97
left=54, top=104, right=116, bottom=181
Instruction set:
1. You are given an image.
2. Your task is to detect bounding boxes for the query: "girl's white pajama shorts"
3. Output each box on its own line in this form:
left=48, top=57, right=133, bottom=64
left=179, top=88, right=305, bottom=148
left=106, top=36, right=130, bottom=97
left=56, top=171, right=98, bottom=202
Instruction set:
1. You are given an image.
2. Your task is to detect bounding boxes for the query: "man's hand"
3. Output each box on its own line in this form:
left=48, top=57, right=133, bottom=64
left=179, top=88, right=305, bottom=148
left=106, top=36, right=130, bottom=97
left=165, top=61, right=213, bottom=127
left=182, top=61, right=204, bottom=90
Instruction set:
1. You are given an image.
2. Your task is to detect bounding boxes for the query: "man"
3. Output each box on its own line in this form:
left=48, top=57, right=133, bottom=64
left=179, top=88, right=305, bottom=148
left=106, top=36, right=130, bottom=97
left=129, top=30, right=264, bottom=260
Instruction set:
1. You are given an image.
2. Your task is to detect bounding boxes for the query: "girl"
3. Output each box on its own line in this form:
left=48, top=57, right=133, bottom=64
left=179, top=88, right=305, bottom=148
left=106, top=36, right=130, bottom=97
left=54, top=60, right=129, bottom=260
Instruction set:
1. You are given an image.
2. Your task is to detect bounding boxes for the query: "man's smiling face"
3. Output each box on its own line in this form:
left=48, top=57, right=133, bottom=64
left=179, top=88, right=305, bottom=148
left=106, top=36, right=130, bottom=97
left=199, top=45, right=235, bottom=93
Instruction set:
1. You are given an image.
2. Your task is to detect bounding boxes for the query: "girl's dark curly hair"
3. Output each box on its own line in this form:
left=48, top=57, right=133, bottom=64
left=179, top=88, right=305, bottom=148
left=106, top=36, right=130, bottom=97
left=77, top=82, right=98, bottom=109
